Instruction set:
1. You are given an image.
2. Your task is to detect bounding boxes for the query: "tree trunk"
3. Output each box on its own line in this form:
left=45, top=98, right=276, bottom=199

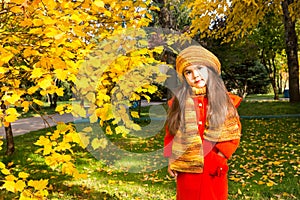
left=49, top=93, right=58, bottom=108
left=1, top=102, right=15, bottom=155
left=4, top=123, right=15, bottom=155
left=281, top=0, right=300, bottom=103
left=271, top=57, right=279, bottom=100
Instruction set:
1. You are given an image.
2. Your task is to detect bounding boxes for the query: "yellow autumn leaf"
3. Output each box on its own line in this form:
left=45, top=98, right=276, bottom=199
left=15, top=180, right=26, bottom=192
left=18, top=172, right=30, bottom=179
left=38, top=78, right=53, bottom=90
left=237, top=188, right=242, bottom=195
left=10, top=6, right=23, bottom=13
left=21, top=101, right=30, bottom=112
left=145, top=85, right=157, bottom=94
left=28, top=28, right=43, bottom=35
left=71, top=13, right=82, bottom=24
left=28, top=179, right=48, bottom=191
left=33, top=99, right=44, bottom=106
left=27, top=86, right=39, bottom=95
left=115, top=125, right=129, bottom=136
left=5, top=174, right=17, bottom=181
left=72, top=104, right=86, bottom=118
left=130, top=111, right=139, bottom=118
left=0, top=162, right=5, bottom=169
left=91, top=138, right=102, bottom=150
left=82, top=126, right=93, bottom=133
left=104, top=10, right=112, bottom=17
left=61, top=162, right=76, bottom=175
left=55, top=104, right=65, bottom=114
left=77, top=132, right=90, bottom=148
left=56, top=141, right=71, bottom=151
left=32, top=18, right=44, bottom=26
left=6, top=94, right=21, bottom=104
left=19, top=192, right=32, bottom=199
left=1, top=168, right=11, bottom=175
left=94, top=0, right=105, bottom=8
left=30, top=68, right=44, bottom=79
left=10, top=0, right=25, bottom=4
left=142, top=94, right=151, bottom=102
left=0, top=66, right=8, bottom=73
left=257, top=180, right=265, bottom=185
left=54, top=68, right=68, bottom=81
left=105, top=125, right=113, bottom=135
left=34, top=189, right=49, bottom=198
left=0, top=51, right=14, bottom=63
left=149, top=5, right=160, bottom=11
left=34, top=136, right=51, bottom=146
left=130, top=123, right=141, bottom=131
left=2, top=180, right=16, bottom=193
left=45, top=27, right=60, bottom=38
left=56, top=88, right=64, bottom=96
left=88, top=112, right=97, bottom=124
left=266, top=180, right=276, bottom=187
left=4, top=108, right=20, bottom=123
left=23, top=48, right=39, bottom=58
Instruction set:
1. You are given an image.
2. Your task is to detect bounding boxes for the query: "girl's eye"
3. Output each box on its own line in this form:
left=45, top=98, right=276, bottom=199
left=185, top=71, right=191, bottom=75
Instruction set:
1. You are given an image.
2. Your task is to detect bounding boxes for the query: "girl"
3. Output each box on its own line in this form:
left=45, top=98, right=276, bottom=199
left=164, top=45, right=242, bottom=200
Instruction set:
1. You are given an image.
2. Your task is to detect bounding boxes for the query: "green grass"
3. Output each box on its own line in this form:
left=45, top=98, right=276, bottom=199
left=1, top=99, right=300, bottom=199
left=238, top=101, right=300, bottom=116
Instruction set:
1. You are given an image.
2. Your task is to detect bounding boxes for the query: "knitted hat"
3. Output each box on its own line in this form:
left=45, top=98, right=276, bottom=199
left=176, top=45, right=221, bottom=77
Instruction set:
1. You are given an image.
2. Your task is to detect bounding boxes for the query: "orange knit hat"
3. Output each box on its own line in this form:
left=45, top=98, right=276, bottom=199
left=176, top=45, right=221, bottom=77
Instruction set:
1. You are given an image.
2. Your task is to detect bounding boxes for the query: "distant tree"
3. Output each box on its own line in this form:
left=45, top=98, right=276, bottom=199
left=222, top=60, right=270, bottom=97
left=251, top=12, right=286, bottom=99
left=187, top=0, right=300, bottom=102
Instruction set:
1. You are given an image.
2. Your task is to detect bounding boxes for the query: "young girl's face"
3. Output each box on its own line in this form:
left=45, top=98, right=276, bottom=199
left=183, top=65, right=208, bottom=88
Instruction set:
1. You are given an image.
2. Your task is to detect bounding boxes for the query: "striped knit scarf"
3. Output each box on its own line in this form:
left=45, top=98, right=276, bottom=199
left=169, top=97, right=241, bottom=173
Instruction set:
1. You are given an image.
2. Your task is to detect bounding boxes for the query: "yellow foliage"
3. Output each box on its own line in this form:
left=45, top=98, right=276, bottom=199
left=0, top=162, right=5, bottom=169
left=33, top=99, right=44, bottom=106
left=0, top=0, right=170, bottom=197
left=1, top=168, right=11, bottom=175
left=3, top=180, right=16, bottom=193
left=130, top=111, right=140, bottom=118
left=28, top=179, right=48, bottom=191
left=4, top=108, right=20, bottom=124
left=94, top=0, right=105, bottom=8
left=3, top=93, right=21, bottom=105
left=18, top=172, right=30, bottom=179
left=15, top=180, right=26, bottom=192
left=21, top=101, right=30, bottom=112
left=72, top=103, right=86, bottom=118
left=105, top=125, right=113, bottom=135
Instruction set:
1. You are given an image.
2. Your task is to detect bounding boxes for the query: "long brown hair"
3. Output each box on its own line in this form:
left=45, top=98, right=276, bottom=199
left=166, top=66, right=239, bottom=134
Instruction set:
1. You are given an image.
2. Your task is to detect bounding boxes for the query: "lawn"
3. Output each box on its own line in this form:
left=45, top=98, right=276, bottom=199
left=0, top=99, right=300, bottom=199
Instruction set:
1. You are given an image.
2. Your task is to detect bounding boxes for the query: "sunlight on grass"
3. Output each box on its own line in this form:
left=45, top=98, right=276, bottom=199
left=1, top=101, right=299, bottom=199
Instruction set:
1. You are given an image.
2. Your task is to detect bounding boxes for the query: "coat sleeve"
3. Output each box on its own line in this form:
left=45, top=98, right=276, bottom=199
left=215, top=139, right=240, bottom=159
left=216, top=93, right=242, bottom=158
left=164, top=126, right=174, bottom=157
left=164, top=98, right=175, bottom=158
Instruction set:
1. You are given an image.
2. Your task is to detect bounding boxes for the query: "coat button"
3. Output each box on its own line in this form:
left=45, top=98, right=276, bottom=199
left=198, top=121, right=202, bottom=125
left=199, top=103, right=202, bottom=107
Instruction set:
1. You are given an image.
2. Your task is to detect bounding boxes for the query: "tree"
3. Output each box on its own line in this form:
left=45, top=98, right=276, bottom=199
left=0, top=0, right=165, bottom=198
left=250, top=12, right=286, bottom=99
left=187, top=0, right=300, bottom=102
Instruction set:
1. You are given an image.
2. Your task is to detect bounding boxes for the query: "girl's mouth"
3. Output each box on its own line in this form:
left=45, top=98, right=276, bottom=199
left=195, top=79, right=206, bottom=87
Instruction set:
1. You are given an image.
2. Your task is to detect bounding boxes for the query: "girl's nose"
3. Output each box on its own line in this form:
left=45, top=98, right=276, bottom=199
left=193, top=69, right=200, bottom=78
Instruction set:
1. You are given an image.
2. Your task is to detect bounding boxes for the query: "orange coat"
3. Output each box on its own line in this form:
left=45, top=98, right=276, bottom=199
left=164, top=94, right=242, bottom=200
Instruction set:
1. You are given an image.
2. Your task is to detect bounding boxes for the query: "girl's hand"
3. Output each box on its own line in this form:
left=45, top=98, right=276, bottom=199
left=204, top=151, right=228, bottom=177
left=168, top=165, right=178, bottom=177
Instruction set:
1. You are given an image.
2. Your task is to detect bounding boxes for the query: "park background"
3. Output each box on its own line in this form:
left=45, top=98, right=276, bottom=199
left=0, top=0, right=300, bottom=199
